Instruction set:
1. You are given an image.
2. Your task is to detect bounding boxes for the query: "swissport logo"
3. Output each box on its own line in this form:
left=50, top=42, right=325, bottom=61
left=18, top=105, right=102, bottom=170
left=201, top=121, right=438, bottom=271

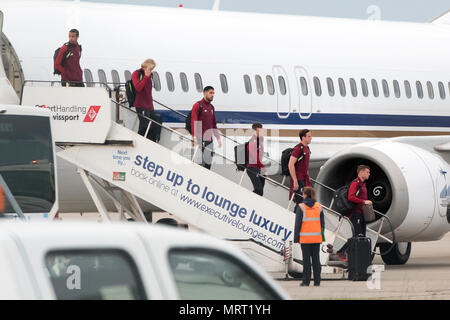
left=83, top=106, right=101, bottom=122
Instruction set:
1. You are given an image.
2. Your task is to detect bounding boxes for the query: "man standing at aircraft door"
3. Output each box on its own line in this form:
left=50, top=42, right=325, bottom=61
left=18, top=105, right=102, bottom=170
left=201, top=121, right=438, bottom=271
left=54, top=29, right=83, bottom=87
left=132, top=59, right=160, bottom=142
left=288, top=129, right=312, bottom=204
left=191, top=86, right=222, bottom=170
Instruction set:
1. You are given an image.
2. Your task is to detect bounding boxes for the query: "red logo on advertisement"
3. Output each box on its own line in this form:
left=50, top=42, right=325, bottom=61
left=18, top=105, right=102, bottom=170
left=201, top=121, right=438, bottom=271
left=83, top=106, right=101, bottom=122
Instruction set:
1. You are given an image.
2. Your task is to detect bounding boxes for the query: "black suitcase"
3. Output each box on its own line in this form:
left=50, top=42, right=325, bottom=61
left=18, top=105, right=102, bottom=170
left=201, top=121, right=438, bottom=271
left=347, top=236, right=372, bottom=281
left=148, top=112, right=163, bottom=142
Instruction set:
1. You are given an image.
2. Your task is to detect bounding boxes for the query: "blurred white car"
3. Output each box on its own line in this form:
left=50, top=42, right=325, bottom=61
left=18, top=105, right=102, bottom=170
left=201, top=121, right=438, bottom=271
left=0, top=221, right=290, bottom=300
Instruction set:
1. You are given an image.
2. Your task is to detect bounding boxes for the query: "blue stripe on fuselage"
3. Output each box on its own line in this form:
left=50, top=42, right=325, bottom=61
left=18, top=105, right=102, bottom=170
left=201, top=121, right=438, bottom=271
left=157, top=110, right=450, bottom=128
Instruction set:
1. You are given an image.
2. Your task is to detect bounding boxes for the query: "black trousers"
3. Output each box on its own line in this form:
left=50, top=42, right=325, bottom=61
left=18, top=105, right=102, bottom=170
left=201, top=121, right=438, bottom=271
left=200, top=140, right=214, bottom=170
left=246, top=167, right=265, bottom=196
left=136, top=108, right=159, bottom=142
left=301, top=243, right=321, bottom=285
left=338, top=214, right=367, bottom=253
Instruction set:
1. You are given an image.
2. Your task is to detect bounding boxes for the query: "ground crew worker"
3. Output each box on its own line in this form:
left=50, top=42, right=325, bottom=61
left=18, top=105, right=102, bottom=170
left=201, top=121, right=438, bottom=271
left=132, top=59, right=160, bottom=142
left=333, top=165, right=372, bottom=261
left=191, top=86, right=222, bottom=170
left=246, top=123, right=267, bottom=196
left=288, top=129, right=312, bottom=205
left=54, top=29, right=83, bottom=87
left=294, top=187, right=324, bottom=287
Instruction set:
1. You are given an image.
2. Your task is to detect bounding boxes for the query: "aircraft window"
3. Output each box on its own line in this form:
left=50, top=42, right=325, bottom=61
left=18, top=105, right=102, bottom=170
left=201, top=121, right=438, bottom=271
left=300, top=77, right=309, bottom=96
left=124, top=70, right=132, bottom=82
left=243, top=75, right=252, bottom=94
left=382, top=79, right=389, bottom=97
left=361, top=79, right=368, bottom=97
left=278, top=76, right=287, bottom=95
left=338, top=78, right=346, bottom=97
left=393, top=80, right=401, bottom=98
left=194, top=73, right=203, bottom=93
left=438, top=81, right=446, bottom=99
left=427, top=81, right=434, bottom=99
left=180, top=72, right=189, bottom=92
left=168, top=248, right=281, bottom=300
left=111, top=70, right=120, bottom=89
left=220, top=74, right=228, bottom=93
left=313, top=77, right=322, bottom=96
left=371, top=79, right=379, bottom=97
left=416, top=81, right=424, bottom=99
left=266, top=75, right=275, bottom=95
left=349, top=78, right=357, bottom=97
left=45, top=249, right=147, bottom=300
left=326, top=77, right=334, bottom=97
left=152, top=71, right=161, bottom=91
left=83, top=69, right=94, bottom=87
left=98, top=69, right=107, bottom=85
left=255, top=75, right=264, bottom=95
left=404, top=80, right=412, bottom=99
left=166, top=72, right=175, bottom=92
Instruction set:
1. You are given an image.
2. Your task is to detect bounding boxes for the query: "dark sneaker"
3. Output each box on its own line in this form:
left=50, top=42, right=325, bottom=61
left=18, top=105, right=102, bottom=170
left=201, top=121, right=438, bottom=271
left=300, top=283, right=309, bottom=287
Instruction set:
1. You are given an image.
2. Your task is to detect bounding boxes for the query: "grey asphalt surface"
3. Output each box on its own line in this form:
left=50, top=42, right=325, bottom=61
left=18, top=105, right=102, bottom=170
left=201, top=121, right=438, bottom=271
left=277, top=233, right=450, bottom=300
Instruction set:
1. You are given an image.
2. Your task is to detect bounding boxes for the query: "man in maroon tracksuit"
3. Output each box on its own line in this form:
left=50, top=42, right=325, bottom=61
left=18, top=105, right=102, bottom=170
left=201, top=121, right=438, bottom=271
left=288, top=129, right=312, bottom=205
left=246, top=123, right=267, bottom=196
left=191, top=86, right=222, bottom=170
left=54, top=29, right=83, bottom=87
left=132, top=59, right=159, bottom=142
left=335, top=165, right=372, bottom=261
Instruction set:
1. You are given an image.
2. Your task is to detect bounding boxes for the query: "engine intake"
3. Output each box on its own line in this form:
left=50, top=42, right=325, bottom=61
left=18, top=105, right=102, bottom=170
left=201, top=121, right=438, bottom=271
left=317, top=140, right=450, bottom=241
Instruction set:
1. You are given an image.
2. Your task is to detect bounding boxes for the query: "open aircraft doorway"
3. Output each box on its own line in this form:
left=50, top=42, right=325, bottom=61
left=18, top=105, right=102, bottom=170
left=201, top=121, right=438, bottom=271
left=0, top=11, right=24, bottom=99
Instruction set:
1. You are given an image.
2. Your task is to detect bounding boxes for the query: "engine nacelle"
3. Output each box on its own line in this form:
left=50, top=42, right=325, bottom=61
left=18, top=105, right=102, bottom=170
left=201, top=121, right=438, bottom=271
left=316, top=140, right=450, bottom=242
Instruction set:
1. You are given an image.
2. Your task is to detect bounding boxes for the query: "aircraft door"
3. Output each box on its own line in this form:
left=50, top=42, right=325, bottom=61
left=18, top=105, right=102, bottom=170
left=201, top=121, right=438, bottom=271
left=272, top=65, right=291, bottom=119
left=0, top=11, right=25, bottom=99
left=294, top=66, right=312, bottom=119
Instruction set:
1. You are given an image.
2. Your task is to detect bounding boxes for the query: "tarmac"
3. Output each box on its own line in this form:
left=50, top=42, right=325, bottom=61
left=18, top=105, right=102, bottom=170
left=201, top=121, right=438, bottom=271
left=60, top=212, right=450, bottom=300
left=277, top=232, right=450, bottom=300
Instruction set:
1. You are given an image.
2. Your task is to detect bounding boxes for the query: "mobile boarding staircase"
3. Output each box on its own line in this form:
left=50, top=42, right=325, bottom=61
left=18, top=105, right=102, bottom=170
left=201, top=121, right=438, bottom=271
left=21, top=81, right=394, bottom=279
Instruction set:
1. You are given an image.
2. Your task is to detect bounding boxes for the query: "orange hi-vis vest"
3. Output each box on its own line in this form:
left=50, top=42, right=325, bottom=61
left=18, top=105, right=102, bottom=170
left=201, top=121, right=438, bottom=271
left=299, top=202, right=322, bottom=244
left=0, top=186, right=4, bottom=213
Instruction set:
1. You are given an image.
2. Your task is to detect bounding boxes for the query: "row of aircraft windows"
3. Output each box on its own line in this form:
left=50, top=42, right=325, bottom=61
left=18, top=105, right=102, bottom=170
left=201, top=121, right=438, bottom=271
left=84, top=68, right=214, bottom=93
left=83, top=68, right=283, bottom=95
left=83, top=68, right=450, bottom=101
left=308, top=77, right=449, bottom=100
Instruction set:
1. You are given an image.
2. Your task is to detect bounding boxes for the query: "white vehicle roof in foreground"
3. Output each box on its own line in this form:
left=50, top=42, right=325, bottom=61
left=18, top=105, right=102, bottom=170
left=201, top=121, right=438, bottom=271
left=0, top=221, right=290, bottom=300
left=0, top=104, right=50, bottom=117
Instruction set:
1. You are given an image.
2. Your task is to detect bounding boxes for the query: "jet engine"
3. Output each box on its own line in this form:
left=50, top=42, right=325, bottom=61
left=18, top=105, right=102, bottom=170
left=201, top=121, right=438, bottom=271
left=316, top=140, right=450, bottom=243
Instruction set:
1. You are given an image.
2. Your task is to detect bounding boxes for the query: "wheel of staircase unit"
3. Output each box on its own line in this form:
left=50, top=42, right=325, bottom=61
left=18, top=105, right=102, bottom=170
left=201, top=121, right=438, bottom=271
left=380, top=242, right=411, bottom=265
left=156, top=218, right=179, bottom=227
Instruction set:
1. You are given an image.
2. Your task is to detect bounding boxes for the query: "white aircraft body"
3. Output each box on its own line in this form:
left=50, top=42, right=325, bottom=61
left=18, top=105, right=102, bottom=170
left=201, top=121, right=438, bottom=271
left=1, top=0, right=450, bottom=264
